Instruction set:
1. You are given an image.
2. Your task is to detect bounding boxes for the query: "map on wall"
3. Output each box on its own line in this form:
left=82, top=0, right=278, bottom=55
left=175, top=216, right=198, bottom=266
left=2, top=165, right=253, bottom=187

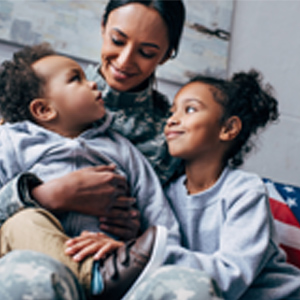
left=0, top=0, right=234, bottom=84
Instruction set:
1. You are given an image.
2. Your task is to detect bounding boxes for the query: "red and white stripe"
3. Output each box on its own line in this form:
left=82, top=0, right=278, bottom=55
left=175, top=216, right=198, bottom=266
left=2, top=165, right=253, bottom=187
left=265, top=181, right=300, bottom=268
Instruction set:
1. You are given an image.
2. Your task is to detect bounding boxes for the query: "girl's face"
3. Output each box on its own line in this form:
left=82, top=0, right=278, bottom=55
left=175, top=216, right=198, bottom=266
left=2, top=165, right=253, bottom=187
left=100, top=3, right=169, bottom=92
left=165, top=82, right=224, bottom=161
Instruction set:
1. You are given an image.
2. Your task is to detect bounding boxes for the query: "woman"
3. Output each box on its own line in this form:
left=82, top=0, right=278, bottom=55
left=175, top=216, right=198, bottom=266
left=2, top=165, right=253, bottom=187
left=0, top=0, right=185, bottom=241
left=0, top=1, right=212, bottom=299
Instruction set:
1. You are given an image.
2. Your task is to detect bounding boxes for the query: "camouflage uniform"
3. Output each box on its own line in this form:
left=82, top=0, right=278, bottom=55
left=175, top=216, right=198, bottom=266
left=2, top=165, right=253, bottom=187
left=128, top=266, right=223, bottom=300
left=0, top=250, right=86, bottom=300
left=84, top=64, right=183, bottom=185
left=0, top=250, right=222, bottom=300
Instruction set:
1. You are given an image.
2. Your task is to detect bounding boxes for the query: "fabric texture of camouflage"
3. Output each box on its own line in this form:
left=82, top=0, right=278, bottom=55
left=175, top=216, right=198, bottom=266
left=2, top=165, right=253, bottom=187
left=0, top=250, right=223, bottom=300
left=85, top=64, right=183, bottom=185
left=127, top=265, right=223, bottom=300
left=0, top=250, right=86, bottom=300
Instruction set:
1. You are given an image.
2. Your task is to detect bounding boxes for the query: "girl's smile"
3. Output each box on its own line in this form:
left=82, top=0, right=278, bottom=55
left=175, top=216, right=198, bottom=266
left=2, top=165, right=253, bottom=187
left=164, top=129, right=184, bottom=141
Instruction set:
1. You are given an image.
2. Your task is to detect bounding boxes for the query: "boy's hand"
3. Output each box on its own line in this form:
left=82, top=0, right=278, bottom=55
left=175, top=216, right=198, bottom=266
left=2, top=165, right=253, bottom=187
left=65, top=231, right=124, bottom=262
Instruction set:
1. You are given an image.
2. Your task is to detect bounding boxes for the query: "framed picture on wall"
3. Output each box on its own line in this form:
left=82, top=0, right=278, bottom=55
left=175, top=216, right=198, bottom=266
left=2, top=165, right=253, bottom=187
left=0, top=0, right=234, bottom=84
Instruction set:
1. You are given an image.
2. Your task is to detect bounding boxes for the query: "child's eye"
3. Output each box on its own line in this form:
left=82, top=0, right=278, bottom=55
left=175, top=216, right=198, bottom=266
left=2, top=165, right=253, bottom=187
left=69, top=72, right=82, bottom=82
left=186, top=106, right=196, bottom=113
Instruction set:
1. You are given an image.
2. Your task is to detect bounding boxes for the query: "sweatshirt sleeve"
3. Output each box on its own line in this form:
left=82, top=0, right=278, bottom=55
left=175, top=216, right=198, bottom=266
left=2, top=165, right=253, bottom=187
left=0, top=126, right=42, bottom=227
left=116, top=133, right=182, bottom=246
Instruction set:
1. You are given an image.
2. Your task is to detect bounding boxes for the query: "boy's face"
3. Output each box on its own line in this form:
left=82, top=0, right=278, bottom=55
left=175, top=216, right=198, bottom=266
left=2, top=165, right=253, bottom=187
left=32, top=55, right=105, bottom=135
left=164, top=81, right=224, bottom=161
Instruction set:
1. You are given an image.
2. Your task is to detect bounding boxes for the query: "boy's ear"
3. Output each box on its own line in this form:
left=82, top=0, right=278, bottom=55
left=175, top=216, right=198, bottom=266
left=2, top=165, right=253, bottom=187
left=29, top=98, right=57, bottom=122
left=219, top=116, right=242, bottom=142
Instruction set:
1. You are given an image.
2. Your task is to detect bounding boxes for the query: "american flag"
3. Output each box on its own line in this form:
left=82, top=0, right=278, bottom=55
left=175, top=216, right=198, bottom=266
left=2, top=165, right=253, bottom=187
left=264, top=178, right=300, bottom=269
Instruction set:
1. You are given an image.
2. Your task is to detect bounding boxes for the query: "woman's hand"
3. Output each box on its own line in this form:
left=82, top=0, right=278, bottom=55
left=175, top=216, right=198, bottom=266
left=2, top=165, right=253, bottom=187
left=99, top=196, right=141, bottom=241
left=65, top=231, right=124, bottom=262
left=31, top=164, right=128, bottom=215
left=32, top=164, right=140, bottom=240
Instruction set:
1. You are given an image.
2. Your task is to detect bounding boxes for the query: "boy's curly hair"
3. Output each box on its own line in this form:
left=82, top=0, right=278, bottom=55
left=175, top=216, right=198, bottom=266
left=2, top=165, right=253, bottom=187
left=0, top=42, right=56, bottom=123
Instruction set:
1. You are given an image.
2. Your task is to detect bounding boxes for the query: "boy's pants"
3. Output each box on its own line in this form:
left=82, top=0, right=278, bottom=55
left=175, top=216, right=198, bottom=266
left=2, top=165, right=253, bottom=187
left=0, top=208, right=93, bottom=295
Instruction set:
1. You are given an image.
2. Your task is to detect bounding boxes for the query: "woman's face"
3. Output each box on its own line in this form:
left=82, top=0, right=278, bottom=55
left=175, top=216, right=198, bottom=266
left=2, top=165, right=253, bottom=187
left=100, top=3, right=170, bottom=92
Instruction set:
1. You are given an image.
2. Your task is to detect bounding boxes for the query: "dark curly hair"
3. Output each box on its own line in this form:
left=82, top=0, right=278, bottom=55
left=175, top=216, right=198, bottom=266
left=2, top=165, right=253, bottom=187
left=0, top=42, right=56, bottom=123
left=190, top=69, right=279, bottom=167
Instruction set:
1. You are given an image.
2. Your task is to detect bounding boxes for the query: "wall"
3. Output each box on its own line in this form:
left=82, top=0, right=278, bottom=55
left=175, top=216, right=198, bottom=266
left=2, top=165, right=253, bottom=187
left=0, top=0, right=299, bottom=186
left=228, top=0, right=300, bottom=186
left=160, top=0, right=300, bottom=186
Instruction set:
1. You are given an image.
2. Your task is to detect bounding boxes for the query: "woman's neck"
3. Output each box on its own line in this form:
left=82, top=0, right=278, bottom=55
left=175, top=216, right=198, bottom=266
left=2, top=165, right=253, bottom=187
left=184, top=157, right=225, bottom=195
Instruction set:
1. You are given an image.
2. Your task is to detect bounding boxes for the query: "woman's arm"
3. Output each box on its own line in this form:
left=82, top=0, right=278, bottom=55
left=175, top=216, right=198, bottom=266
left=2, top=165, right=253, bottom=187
left=32, top=165, right=141, bottom=240
left=0, top=165, right=140, bottom=240
left=31, top=165, right=127, bottom=214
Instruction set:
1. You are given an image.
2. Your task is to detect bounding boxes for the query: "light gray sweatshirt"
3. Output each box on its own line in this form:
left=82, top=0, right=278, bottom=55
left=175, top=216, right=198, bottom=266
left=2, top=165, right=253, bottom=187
left=164, top=167, right=300, bottom=299
left=0, top=115, right=179, bottom=240
left=0, top=64, right=182, bottom=227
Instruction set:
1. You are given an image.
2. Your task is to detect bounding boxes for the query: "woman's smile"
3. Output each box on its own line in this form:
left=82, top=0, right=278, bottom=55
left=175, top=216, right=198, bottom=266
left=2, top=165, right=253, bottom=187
left=109, top=62, right=137, bottom=81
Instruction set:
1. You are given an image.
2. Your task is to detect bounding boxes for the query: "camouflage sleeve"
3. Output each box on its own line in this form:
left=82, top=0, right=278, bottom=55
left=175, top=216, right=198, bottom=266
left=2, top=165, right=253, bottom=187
left=0, top=173, right=42, bottom=227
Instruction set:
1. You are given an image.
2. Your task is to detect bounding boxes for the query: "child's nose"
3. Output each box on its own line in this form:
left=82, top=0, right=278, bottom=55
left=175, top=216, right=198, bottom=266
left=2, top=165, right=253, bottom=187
left=167, top=115, right=179, bottom=126
left=89, top=81, right=97, bottom=90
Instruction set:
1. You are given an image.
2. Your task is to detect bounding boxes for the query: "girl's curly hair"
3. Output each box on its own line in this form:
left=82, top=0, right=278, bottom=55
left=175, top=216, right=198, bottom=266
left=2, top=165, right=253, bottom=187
left=190, top=69, right=279, bottom=167
left=0, top=42, right=56, bottom=123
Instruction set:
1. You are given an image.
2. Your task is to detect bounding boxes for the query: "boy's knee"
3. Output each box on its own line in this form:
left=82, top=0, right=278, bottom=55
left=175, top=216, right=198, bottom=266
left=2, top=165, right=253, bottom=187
left=2, top=207, right=62, bottom=233
left=0, top=208, right=64, bottom=256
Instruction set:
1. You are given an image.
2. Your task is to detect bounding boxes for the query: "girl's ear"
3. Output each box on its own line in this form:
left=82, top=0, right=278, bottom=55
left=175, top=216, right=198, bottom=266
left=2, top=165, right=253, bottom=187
left=29, top=99, right=57, bottom=122
left=219, top=116, right=242, bottom=142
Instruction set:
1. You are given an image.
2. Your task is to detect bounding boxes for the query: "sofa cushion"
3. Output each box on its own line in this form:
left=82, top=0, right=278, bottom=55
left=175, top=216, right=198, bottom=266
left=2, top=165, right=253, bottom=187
left=263, top=178, right=300, bottom=268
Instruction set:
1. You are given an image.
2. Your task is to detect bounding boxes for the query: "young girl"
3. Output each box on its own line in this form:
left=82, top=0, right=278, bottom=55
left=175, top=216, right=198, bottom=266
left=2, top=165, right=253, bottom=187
left=161, top=70, right=300, bottom=299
